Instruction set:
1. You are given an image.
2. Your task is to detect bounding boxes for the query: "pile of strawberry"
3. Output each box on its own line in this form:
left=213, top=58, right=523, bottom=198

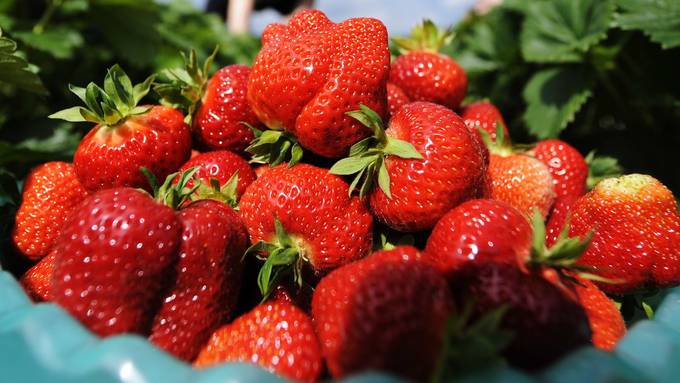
left=9, top=10, right=680, bottom=383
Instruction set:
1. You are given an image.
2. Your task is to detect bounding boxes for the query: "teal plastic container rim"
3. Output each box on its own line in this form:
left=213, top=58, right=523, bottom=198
left=2, top=269, right=680, bottom=383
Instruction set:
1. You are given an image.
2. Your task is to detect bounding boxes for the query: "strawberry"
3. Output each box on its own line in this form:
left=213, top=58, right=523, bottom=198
left=20, top=250, right=57, bottom=302
left=155, top=49, right=261, bottom=153
left=247, top=9, right=390, bottom=159
left=330, top=102, right=486, bottom=232
left=239, top=163, right=373, bottom=297
left=149, top=199, right=248, bottom=361
left=390, top=20, right=467, bottom=109
left=424, top=199, right=532, bottom=275
left=573, top=277, right=626, bottom=351
left=178, top=150, right=256, bottom=204
left=12, top=161, right=88, bottom=260
left=481, top=128, right=555, bottom=219
left=569, top=174, right=680, bottom=294
left=194, top=300, right=323, bottom=383
left=544, top=195, right=578, bottom=247
left=312, top=247, right=453, bottom=381
left=51, top=188, right=181, bottom=336
left=531, top=139, right=588, bottom=200
left=386, top=82, right=410, bottom=118
left=50, top=65, right=191, bottom=192
left=460, top=101, right=509, bottom=143
left=449, top=262, right=591, bottom=370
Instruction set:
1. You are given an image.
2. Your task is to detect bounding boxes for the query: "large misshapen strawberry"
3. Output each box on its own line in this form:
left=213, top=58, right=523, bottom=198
left=12, top=161, right=88, bottom=260
left=239, top=163, right=373, bottom=298
left=570, top=174, right=680, bottom=294
left=247, top=9, right=390, bottom=159
left=51, top=188, right=181, bottom=336
left=50, top=65, right=191, bottom=192
left=330, top=102, right=486, bottom=232
left=155, top=49, right=262, bottom=153
left=312, top=246, right=453, bottom=381
left=391, top=20, right=467, bottom=110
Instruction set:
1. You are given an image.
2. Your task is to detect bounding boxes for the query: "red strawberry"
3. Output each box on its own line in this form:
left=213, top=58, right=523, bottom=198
left=239, top=163, right=373, bottom=297
left=425, top=199, right=532, bottom=275
left=155, top=50, right=262, bottom=153
left=50, top=65, right=191, bottom=192
left=531, top=139, right=588, bottom=200
left=247, top=9, right=390, bottom=158
left=194, top=300, right=323, bottom=383
left=330, top=102, right=487, bottom=232
left=460, top=101, right=509, bottom=142
left=312, top=247, right=453, bottom=381
left=450, top=262, right=590, bottom=369
left=20, top=250, right=57, bottom=302
left=545, top=195, right=578, bottom=247
left=51, top=188, right=181, bottom=336
left=386, top=82, right=410, bottom=118
left=569, top=174, right=680, bottom=294
left=390, top=20, right=467, bottom=109
left=149, top=199, right=248, bottom=361
left=178, top=150, right=256, bottom=202
left=12, top=162, right=88, bottom=260
left=573, top=278, right=626, bottom=351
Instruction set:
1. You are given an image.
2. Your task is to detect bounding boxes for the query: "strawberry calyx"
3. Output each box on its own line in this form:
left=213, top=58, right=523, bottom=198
left=392, top=19, right=454, bottom=54
left=189, top=172, right=240, bottom=209
left=585, top=151, right=624, bottom=190
left=478, top=121, right=513, bottom=156
left=329, top=104, right=423, bottom=198
left=153, top=47, right=218, bottom=124
left=141, top=166, right=201, bottom=210
left=49, top=65, right=154, bottom=128
left=526, top=208, right=612, bottom=284
left=245, top=123, right=304, bottom=167
left=431, top=302, right=512, bottom=382
left=245, top=217, right=309, bottom=300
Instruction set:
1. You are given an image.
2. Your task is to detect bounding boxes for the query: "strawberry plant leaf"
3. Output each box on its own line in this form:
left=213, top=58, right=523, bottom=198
left=522, top=66, right=593, bottom=139
left=521, top=0, right=614, bottom=63
left=12, top=26, right=83, bottom=59
left=0, top=29, right=46, bottom=94
left=585, top=151, right=623, bottom=190
left=615, top=0, right=680, bottom=49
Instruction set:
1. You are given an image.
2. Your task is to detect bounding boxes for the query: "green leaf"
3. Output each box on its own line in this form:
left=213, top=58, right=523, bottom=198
left=521, top=0, right=615, bottom=63
left=585, top=151, right=623, bottom=190
left=382, top=138, right=423, bottom=159
left=48, top=107, right=88, bottom=122
left=615, top=0, right=680, bottom=49
left=377, top=158, right=391, bottom=199
left=522, top=66, right=593, bottom=139
left=0, top=32, right=46, bottom=94
left=329, top=155, right=374, bottom=175
left=13, top=27, right=83, bottom=59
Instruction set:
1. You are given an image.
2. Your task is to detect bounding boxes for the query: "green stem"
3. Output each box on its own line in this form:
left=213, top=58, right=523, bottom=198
left=33, top=0, right=64, bottom=34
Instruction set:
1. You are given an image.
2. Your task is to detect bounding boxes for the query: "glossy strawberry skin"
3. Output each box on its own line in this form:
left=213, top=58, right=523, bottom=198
left=532, top=139, right=587, bottom=200
left=488, top=153, right=556, bottom=219
left=74, top=105, right=192, bottom=192
left=239, top=163, right=373, bottom=273
left=570, top=174, right=680, bottom=294
left=193, top=65, right=261, bottom=153
left=370, top=102, right=487, bottom=232
left=573, top=278, right=626, bottom=351
left=51, top=188, right=181, bottom=336
left=545, top=195, right=578, bottom=247
left=390, top=51, right=467, bottom=110
left=386, top=82, right=410, bottom=119
left=248, top=10, right=390, bottom=158
left=460, top=101, right=509, bottom=142
left=312, top=247, right=453, bottom=381
left=424, top=199, right=532, bottom=274
left=178, top=150, right=256, bottom=198
left=450, top=262, right=590, bottom=370
left=149, top=200, right=248, bottom=361
left=13, top=162, right=88, bottom=260
left=195, top=300, right=323, bottom=383
left=20, top=250, right=57, bottom=302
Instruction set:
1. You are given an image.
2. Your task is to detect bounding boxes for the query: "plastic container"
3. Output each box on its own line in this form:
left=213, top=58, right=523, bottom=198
left=2, top=269, right=679, bottom=383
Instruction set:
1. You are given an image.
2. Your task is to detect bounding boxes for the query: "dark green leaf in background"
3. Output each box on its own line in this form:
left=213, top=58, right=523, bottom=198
left=521, top=0, right=615, bottom=63
left=522, top=66, right=593, bottom=138
left=13, top=26, right=84, bottom=59
left=616, top=0, right=680, bottom=49
left=0, top=29, right=46, bottom=94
